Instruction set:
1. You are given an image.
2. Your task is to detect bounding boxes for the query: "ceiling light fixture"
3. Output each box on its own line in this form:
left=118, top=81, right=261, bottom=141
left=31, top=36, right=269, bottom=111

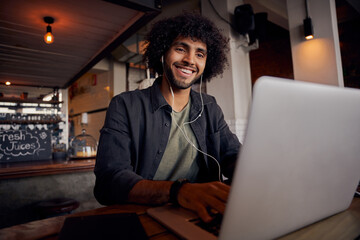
left=44, top=16, right=55, bottom=44
left=303, top=0, right=314, bottom=40
left=5, top=81, right=11, bottom=86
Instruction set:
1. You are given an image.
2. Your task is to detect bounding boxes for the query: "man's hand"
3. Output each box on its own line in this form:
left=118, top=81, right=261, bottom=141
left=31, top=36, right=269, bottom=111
left=128, top=180, right=230, bottom=223
left=177, top=181, right=230, bottom=223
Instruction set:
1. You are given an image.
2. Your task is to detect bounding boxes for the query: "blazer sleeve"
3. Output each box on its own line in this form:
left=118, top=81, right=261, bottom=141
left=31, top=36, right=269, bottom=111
left=93, top=96, right=143, bottom=205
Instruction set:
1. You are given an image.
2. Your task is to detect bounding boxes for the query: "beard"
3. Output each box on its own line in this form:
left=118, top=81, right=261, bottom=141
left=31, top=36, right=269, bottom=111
left=163, top=62, right=201, bottom=89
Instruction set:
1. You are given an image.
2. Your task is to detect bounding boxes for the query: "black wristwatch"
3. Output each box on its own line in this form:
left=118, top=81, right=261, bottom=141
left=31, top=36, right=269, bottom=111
left=169, top=178, right=189, bottom=206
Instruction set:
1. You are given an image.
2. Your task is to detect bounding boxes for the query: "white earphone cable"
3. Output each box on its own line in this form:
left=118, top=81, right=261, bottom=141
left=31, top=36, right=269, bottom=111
left=168, top=74, right=222, bottom=182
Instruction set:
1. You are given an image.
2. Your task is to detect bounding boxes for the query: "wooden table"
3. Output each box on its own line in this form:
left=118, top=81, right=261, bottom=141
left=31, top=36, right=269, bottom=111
left=1, top=197, right=359, bottom=240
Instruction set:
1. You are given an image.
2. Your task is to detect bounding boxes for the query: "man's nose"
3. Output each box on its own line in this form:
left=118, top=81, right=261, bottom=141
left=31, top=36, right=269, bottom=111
left=183, top=52, right=195, bottom=65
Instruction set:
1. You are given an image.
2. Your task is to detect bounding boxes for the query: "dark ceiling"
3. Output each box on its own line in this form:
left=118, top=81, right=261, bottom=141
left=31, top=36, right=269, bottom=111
left=0, top=0, right=160, bottom=92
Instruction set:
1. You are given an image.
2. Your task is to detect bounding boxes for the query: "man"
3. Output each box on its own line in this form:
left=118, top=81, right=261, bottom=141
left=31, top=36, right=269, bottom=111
left=94, top=13, right=240, bottom=223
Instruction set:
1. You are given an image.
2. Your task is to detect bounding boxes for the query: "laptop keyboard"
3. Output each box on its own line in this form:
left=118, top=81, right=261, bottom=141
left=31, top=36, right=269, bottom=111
left=189, top=212, right=223, bottom=236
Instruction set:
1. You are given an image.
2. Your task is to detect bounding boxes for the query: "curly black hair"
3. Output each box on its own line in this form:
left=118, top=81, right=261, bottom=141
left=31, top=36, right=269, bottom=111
left=143, top=12, right=229, bottom=82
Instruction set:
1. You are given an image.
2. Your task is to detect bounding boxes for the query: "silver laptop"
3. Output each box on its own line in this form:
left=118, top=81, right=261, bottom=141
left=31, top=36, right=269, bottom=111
left=147, top=76, right=360, bottom=240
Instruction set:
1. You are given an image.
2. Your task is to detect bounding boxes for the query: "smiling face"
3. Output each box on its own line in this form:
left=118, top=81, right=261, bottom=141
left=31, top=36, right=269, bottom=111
left=163, top=36, right=207, bottom=90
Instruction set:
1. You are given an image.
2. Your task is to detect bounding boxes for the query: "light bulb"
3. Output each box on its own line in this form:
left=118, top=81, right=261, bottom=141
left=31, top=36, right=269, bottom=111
left=44, top=31, right=54, bottom=44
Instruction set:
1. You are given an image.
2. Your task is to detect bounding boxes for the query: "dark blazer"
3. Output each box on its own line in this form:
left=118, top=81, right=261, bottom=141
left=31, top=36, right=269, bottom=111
left=94, top=78, right=240, bottom=205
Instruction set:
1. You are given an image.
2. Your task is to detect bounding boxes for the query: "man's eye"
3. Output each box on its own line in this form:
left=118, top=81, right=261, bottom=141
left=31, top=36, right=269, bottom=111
left=176, top=48, right=185, bottom=52
left=196, top=53, right=205, bottom=58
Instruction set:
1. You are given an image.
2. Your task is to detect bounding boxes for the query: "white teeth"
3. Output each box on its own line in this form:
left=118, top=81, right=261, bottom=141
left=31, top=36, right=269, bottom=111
left=179, top=68, right=192, bottom=74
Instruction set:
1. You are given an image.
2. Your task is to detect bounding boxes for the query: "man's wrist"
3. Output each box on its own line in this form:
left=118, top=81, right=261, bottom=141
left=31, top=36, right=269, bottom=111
left=169, top=178, right=189, bottom=206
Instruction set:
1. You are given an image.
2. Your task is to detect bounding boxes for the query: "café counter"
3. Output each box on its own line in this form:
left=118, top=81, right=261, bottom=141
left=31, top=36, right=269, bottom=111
left=0, top=158, right=99, bottom=229
left=0, top=158, right=96, bottom=180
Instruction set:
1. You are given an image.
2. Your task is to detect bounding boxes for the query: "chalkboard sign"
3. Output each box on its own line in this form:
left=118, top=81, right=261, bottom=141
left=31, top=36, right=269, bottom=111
left=0, top=129, right=52, bottom=162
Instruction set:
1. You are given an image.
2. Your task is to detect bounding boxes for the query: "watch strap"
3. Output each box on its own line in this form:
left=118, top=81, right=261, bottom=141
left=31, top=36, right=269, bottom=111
left=169, top=178, right=189, bottom=206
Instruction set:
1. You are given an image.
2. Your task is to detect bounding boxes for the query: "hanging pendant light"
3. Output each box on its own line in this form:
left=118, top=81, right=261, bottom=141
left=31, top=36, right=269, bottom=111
left=303, top=0, right=314, bottom=40
left=44, top=16, right=54, bottom=44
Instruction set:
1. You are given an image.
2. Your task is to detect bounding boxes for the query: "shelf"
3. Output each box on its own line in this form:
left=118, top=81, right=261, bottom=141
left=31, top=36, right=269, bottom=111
left=0, top=97, right=63, bottom=104
left=0, top=105, right=62, bottom=110
left=0, top=120, right=63, bottom=125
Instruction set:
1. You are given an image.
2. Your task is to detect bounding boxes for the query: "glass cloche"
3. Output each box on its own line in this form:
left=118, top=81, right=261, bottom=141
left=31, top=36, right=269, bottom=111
left=69, top=129, right=97, bottom=159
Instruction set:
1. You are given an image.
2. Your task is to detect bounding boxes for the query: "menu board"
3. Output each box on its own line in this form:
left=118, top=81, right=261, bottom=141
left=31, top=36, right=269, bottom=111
left=0, top=129, right=52, bottom=163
